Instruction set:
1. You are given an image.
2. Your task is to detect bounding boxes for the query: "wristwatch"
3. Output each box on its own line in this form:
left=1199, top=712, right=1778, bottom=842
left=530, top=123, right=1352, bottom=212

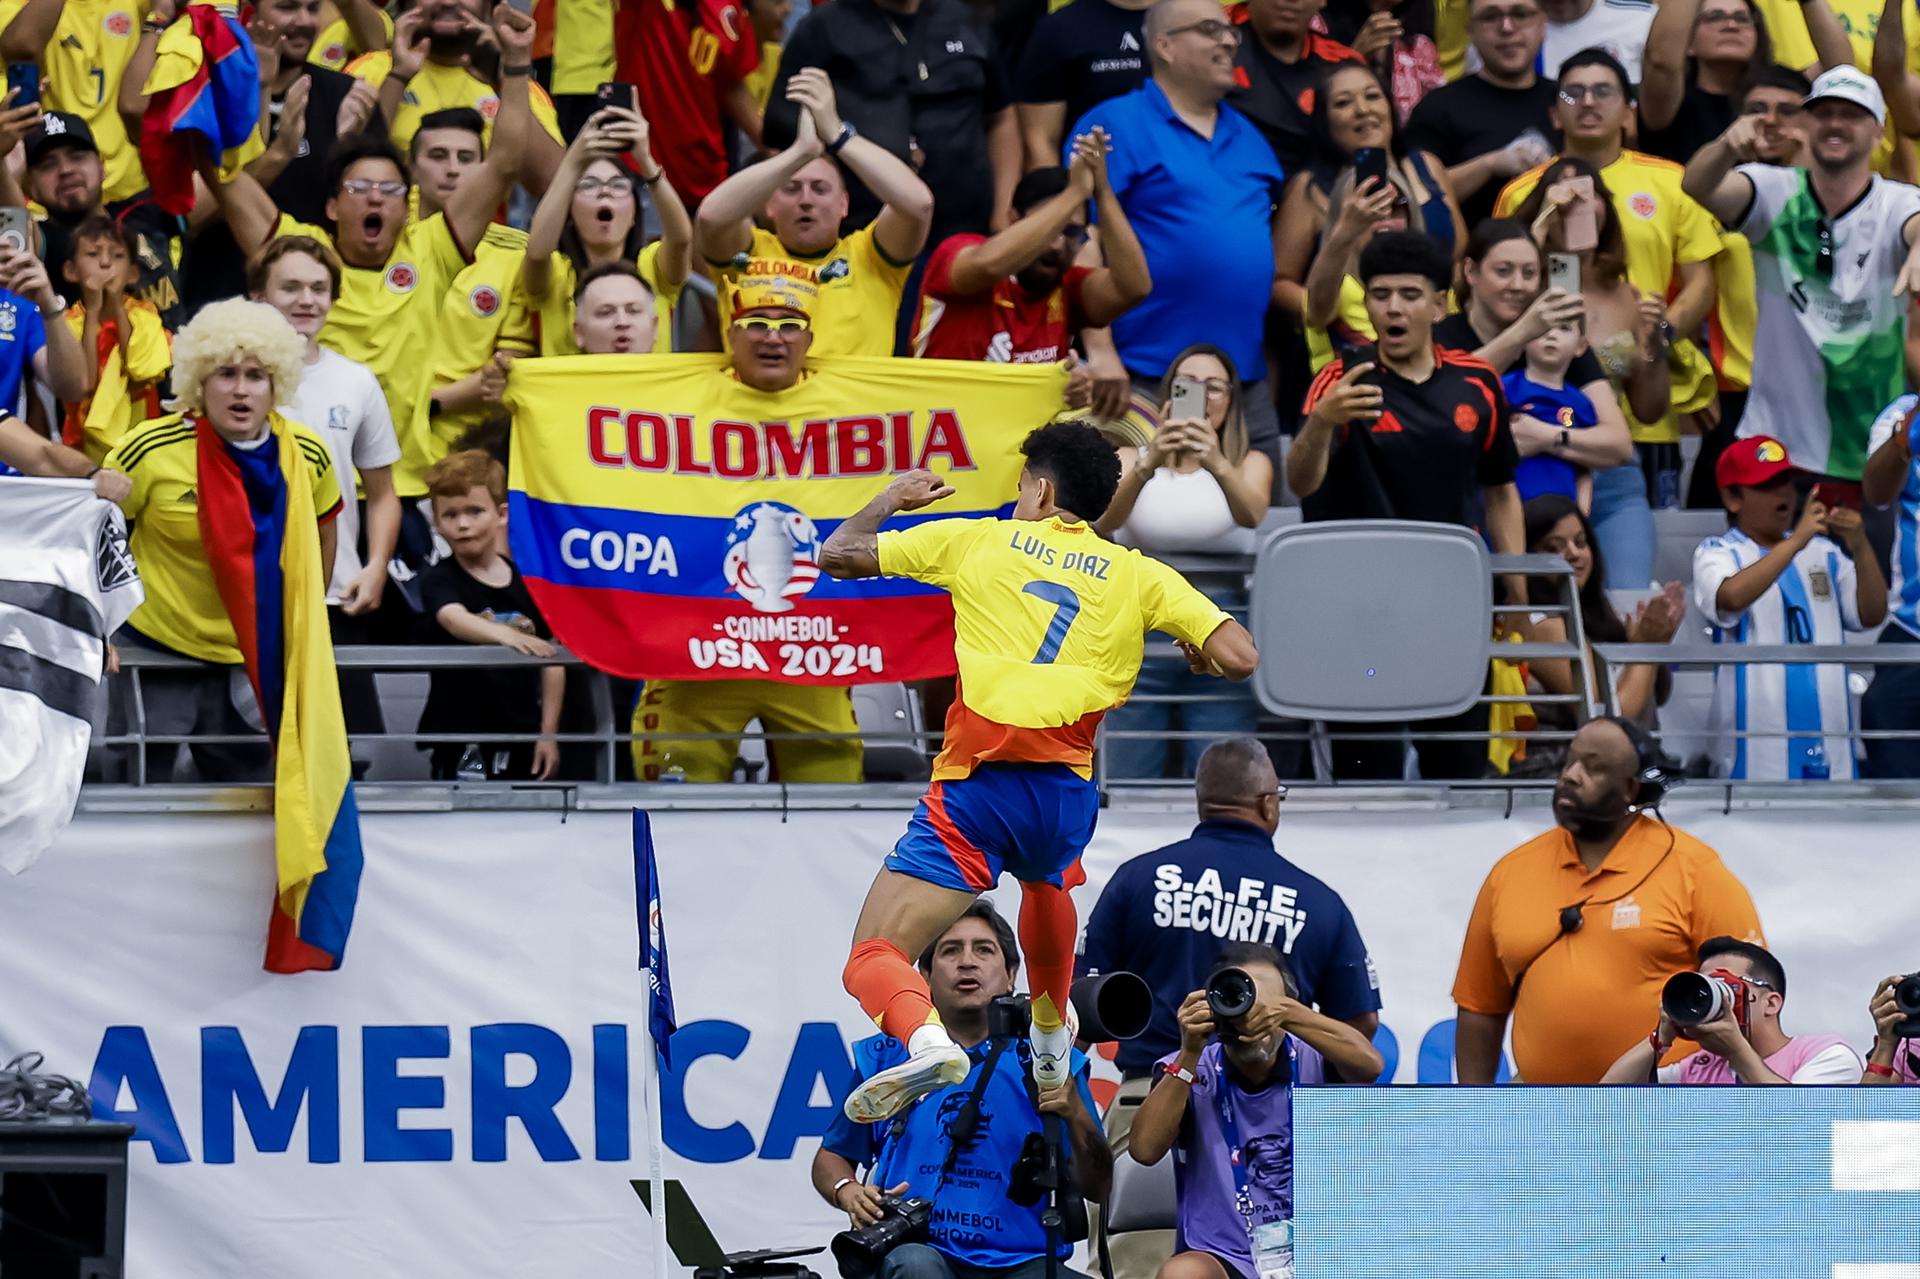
left=825, top=122, right=857, bottom=156
left=1557, top=427, right=1570, bottom=453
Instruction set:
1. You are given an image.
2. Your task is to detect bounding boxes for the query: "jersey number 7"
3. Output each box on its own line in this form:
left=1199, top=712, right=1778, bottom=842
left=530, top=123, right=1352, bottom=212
left=1023, top=580, right=1081, bottom=664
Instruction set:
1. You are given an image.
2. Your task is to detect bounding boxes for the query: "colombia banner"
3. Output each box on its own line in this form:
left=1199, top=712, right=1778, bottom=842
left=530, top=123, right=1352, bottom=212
left=504, top=354, right=1067, bottom=683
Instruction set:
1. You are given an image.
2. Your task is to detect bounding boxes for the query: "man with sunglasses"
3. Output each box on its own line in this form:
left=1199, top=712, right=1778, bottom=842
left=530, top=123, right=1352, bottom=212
left=630, top=271, right=865, bottom=786
left=1684, top=65, right=1920, bottom=487
left=1599, top=938, right=1863, bottom=1084
left=911, top=129, right=1149, bottom=364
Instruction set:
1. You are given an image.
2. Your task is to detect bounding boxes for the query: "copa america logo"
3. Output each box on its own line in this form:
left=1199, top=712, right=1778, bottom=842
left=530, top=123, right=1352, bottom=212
left=722, top=502, right=821, bottom=613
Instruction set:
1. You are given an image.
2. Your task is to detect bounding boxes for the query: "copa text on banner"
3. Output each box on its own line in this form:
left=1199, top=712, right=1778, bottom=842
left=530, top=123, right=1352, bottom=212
left=502, top=354, right=1069, bottom=682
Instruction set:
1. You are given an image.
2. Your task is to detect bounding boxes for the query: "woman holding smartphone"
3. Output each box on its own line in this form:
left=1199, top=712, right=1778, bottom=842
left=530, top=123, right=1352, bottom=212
left=1512, top=158, right=1711, bottom=587
left=1094, top=345, right=1270, bottom=780
left=1274, top=62, right=1465, bottom=370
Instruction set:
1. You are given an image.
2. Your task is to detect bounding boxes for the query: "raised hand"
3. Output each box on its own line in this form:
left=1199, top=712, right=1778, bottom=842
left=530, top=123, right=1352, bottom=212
left=885, top=468, right=957, bottom=512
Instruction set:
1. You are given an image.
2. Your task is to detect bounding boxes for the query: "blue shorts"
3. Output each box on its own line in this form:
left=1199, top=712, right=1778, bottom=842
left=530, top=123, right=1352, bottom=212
left=885, top=762, right=1099, bottom=893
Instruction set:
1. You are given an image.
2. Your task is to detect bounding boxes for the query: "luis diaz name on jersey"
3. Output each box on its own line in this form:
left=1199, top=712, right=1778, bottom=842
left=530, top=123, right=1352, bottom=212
left=1152, top=864, right=1310, bottom=950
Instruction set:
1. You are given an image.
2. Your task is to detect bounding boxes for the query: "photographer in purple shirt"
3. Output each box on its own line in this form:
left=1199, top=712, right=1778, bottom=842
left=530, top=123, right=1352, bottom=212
left=1128, top=943, right=1383, bottom=1279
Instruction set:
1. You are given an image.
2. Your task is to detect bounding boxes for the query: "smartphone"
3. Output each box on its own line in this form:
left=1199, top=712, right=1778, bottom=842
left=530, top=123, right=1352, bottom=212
left=0, top=206, right=31, bottom=257
left=1354, top=146, right=1389, bottom=193
left=4, top=62, right=38, bottom=108
left=1813, top=480, right=1863, bottom=511
left=1170, top=376, right=1206, bottom=423
left=1547, top=251, right=1581, bottom=297
left=597, top=81, right=640, bottom=116
left=1561, top=175, right=1599, bottom=254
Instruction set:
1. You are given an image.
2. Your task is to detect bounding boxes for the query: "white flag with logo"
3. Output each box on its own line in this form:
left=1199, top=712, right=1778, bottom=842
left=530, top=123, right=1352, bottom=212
left=0, top=478, right=142, bottom=871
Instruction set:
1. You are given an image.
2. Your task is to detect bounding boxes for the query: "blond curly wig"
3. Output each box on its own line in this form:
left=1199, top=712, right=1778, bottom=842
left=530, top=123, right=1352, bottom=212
left=167, top=298, right=309, bottom=418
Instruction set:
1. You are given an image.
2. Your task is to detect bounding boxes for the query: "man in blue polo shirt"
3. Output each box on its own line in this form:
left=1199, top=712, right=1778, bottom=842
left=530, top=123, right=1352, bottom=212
left=1070, top=0, right=1288, bottom=466
left=1078, top=736, right=1379, bottom=1275
left=813, top=901, right=1111, bottom=1279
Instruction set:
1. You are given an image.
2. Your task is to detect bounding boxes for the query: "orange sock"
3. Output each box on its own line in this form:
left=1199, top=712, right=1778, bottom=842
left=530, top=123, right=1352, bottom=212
left=844, top=938, right=938, bottom=1044
left=1019, top=881, right=1078, bottom=1031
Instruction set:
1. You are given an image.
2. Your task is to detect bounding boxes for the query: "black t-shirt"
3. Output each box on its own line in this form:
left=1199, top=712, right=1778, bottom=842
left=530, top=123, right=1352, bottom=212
left=1639, top=82, right=1733, bottom=169
left=184, top=65, right=384, bottom=314
left=42, top=197, right=186, bottom=331
left=1013, top=0, right=1147, bottom=132
left=1433, top=311, right=1607, bottom=385
left=1402, top=74, right=1559, bottom=231
left=1228, top=31, right=1361, bottom=176
left=1300, top=342, right=1519, bottom=525
left=418, top=556, right=552, bottom=740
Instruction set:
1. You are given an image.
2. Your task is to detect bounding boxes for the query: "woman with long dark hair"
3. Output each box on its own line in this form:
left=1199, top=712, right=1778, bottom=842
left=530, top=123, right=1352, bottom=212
left=1639, top=0, right=1780, bottom=165
left=1274, top=62, right=1464, bottom=370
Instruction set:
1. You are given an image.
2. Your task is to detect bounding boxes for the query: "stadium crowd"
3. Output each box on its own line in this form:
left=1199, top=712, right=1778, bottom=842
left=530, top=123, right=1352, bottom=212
left=4, top=0, right=1920, bottom=790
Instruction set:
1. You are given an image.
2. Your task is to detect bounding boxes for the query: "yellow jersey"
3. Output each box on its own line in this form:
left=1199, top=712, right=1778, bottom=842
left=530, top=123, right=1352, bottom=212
left=309, top=3, right=393, bottom=69
left=275, top=210, right=471, bottom=496
left=1306, top=274, right=1372, bottom=372
left=104, top=412, right=341, bottom=663
left=534, top=240, right=682, bottom=355
left=742, top=39, right=782, bottom=110
left=715, top=224, right=910, bottom=358
left=0, top=0, right=148, bottom=200
left=342, top=53, right=563, bottom=154
left=1755, top=0, right=1818, bottom=68
left=1708, top=229, right=1756, bottom=392
left=551, top=0, right=615, bottom=93
left=64, top=298, right=170, bottom=462
left=877, top=515, right=1230, bottom=779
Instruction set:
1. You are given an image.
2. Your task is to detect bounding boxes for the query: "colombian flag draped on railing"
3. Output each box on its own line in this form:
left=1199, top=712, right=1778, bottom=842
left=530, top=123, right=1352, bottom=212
left=139, top=4, right=263, bottom=215
left=196, top=416, right=363, bottom=973
left=503, top=354, right=1066, bottom=683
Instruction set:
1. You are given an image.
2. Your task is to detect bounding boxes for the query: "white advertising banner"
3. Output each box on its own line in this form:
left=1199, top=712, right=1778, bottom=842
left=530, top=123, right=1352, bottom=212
left=0, top=801, right=1910, bottom=1276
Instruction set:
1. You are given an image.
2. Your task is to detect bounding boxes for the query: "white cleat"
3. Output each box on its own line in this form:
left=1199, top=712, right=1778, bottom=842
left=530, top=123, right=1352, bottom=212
left=842, top=1044, right=971, bottom=1124
left=1030, top=1045, right=1071, bottom=1091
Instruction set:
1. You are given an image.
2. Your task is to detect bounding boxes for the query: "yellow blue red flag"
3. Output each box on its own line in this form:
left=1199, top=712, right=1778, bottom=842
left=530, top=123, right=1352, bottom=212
left=196, top=415, right=361, bottom=973
left=503, top=354, right=1067, bottom=683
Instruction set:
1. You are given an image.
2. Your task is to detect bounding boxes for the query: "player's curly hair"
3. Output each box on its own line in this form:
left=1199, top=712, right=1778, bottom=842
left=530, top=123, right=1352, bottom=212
left=166, top=298, right=308, bottom=419
left=1020, top=420, right=1121, bottom=524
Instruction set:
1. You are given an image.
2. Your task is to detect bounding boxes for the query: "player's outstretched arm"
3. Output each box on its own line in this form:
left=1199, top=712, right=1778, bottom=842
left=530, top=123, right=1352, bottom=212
left=1180, top=618, right=1259, bottom=682
left=819, top=470, right=956, bottom=580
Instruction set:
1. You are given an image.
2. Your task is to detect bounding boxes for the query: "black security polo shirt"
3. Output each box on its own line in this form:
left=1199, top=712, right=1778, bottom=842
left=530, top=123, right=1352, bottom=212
left=1301, top=342, right=1519, bottom=526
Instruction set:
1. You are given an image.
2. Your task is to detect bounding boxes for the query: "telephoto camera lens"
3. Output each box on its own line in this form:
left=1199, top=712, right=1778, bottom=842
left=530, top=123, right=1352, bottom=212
left=830, top=1195, right=932, bottom=1279
left=1895, top=972, right=1920, bottom=1037
left=1206, top=967, right=1259, bottom=1022
left=1661, top=971, right=1731, bottom=1027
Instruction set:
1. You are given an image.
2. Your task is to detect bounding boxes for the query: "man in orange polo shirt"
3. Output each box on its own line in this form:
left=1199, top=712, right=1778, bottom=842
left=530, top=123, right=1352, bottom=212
left=1452, top=717, right=1765, bottom=1084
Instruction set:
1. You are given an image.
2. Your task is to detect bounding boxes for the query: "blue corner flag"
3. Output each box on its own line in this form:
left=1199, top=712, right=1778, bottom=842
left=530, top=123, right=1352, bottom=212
left=633, top=810, right=678, bottom=1069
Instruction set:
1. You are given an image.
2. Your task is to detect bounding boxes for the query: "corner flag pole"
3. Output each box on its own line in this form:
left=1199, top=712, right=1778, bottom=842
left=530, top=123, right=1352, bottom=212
left=634, top=809, right=678, bottom=1279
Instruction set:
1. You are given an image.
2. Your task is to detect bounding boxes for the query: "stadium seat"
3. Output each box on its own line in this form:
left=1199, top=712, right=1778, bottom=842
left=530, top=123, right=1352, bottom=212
left=852, top=683, right=930, bottom=783
left=1650, top=508, right=1730, bottom=590
left=1101, top=1149, right=1177, bottom=1234
left=1249, top=520, right=1494, bottom=721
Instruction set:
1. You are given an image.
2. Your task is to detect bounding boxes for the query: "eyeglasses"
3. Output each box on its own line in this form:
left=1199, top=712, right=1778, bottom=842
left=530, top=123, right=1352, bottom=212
left=341, top=178, right=407, bottom=198
left=1062, top=224, right=1090, bottom=244
left=1165, top=18, right=1241, bottom=42
left=576, top=175, right=635, bottom=196
left=1557, top=83, right=1623, bottom=106
left=733, top=316, right=810, bottom=333
left=1471, top=5, right=1542, bottom=25
left=1814, top=217, right=1834, bottom=279
left=1699, top=8, right=1755, bottom=24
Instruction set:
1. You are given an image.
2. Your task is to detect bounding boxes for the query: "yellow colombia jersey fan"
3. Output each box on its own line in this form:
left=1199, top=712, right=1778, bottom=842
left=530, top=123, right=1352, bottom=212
left=714, top=225, right=909, bottom=358
left=877, top=515, right=1230, bottom=780
left=103, top=412, right=342, bottom=663
left=0, top=0, right=148, bottom=200
left=342, top=53, right=563, bottom=153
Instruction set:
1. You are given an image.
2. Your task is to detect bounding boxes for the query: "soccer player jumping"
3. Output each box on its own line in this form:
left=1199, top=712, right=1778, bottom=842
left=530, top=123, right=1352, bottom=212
left=819, top=422, right=1260, bottom=1122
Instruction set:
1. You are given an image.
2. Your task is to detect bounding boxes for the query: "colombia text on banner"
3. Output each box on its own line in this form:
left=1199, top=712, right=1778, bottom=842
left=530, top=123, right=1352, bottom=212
left=504, top=354, right=1068, bottom=682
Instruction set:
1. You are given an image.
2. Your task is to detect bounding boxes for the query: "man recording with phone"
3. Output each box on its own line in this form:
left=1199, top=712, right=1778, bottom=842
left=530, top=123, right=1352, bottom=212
left=1454, top=717, right=1767, bottom=1084
left=813, top=901, right=1110, bottom=1279
left=1862, top=973, right=1920, bottom=1084
left=1129, top=943, right=1381, bottom=1279
left=1599, top=938, right=1863, bottom=1084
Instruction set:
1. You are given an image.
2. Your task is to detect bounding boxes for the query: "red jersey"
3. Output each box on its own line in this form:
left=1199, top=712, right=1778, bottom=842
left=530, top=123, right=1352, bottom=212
left=912, top=233, right=1093, bottom=363
left=614, top=0, right=759, bottom=202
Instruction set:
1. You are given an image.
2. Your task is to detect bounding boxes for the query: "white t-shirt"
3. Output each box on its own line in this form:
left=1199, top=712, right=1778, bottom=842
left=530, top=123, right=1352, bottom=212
left=1692, top=527, right=1866, bottom=780
left=1737, top=166, right=1920, bottom=479
left=1541, top=0, right=1655, bottom=80
left=1114, top=466, right=1257, bottom=555
left=288, top=347, right=401, bottom=604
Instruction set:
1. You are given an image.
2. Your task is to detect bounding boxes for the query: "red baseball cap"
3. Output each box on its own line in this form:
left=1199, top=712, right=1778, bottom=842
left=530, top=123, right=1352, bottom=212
left=1716, top=435, right=1799, bottom=488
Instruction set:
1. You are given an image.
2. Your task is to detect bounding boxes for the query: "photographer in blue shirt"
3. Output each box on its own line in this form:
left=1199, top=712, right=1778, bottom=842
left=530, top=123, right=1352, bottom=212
left=815, top=901, right=1112, bottom=1279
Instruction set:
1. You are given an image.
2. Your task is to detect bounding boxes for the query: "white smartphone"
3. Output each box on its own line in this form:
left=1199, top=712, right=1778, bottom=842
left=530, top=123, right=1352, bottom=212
left=1547, top=251, right=1581, bottom=297
left=1169, top=376, right=1207, bottom=422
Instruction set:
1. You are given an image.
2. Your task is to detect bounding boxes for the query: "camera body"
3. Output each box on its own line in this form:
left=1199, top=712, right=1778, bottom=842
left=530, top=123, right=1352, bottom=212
left=1895, top=972, right=1920, bottom=1039
left=1662, top=969, right=1752, bottom=1035
left=830, top=1195, right=932, bottom=1279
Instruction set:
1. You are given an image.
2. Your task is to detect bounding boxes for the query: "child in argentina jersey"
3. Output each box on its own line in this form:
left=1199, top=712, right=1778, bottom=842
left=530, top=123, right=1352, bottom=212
left=1692, top=437, right=1887, bottom=780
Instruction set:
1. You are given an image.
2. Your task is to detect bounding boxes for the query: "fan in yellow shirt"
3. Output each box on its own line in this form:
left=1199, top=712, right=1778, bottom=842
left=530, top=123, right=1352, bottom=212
left=695, top=68, right=932, bottom=358
left=200, top=3, right=540, bottom=497
left=549, top=0, right=614, bottom=97
left=0, top=0, right=148, bottom=201
left=309, top=0, right=393, bottom=68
